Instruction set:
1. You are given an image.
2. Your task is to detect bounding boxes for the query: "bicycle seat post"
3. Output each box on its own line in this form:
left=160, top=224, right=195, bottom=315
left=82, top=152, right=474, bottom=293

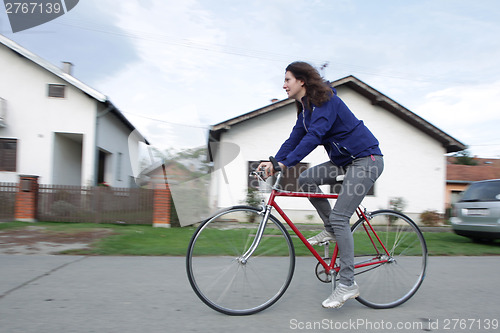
left=322, top=242, right=329, bottom=259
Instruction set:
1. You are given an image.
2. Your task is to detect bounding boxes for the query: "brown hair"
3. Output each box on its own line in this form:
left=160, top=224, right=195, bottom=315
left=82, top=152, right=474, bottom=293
left=285, top=61, right=333, bottom=114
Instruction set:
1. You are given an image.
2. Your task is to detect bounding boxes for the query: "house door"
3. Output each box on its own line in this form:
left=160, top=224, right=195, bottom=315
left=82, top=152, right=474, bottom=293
left=97, top=150, right=111, bottom=185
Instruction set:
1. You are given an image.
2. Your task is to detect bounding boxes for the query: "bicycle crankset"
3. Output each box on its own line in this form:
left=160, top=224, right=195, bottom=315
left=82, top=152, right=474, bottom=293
left=315, top=260, right=335, bottom=283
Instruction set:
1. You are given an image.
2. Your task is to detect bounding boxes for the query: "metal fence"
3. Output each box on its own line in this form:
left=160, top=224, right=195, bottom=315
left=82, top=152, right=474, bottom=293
left=37, top=185, right=154, bottom=224
left=0, top=182, right=17, bottom=221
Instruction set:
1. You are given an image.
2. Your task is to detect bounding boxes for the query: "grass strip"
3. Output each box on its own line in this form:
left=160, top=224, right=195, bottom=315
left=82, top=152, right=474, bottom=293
left=1, top=221, right=499, bottom=256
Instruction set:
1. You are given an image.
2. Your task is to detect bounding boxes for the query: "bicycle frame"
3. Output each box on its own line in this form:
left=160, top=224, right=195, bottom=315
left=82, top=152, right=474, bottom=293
left=187, top=168, right=427, bottom=314
left=246, top=171, right=391, bottom=277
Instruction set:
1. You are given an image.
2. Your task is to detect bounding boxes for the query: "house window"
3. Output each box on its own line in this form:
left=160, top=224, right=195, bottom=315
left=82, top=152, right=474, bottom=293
left=48, top=84, right=66, bottom=98
left=450, top=190, right=463, bottom=206
left=330, top=182, right=375, bottom=196
left=248, top=161, right=308, bottom=192
left=0, top=138, right=17, bottom=172
left=247, top=160, right=375, bottom=196
left=116, top=152, right=122, bottom=181
left=0, top=97, right=6, bottom=125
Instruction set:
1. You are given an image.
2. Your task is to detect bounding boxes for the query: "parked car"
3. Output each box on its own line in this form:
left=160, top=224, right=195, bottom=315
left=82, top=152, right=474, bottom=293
left=451, top=179, right=500, bottom=241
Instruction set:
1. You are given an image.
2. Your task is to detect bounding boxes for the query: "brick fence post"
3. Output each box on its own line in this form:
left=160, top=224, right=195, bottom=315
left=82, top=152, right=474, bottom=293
left=153, top=182, right=171, bottom=228
left=14, top=175, right=39, bottom=222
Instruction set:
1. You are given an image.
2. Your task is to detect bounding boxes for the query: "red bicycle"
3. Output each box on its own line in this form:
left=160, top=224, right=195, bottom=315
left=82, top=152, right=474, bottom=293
left=186, top=157, right=427, bottom=315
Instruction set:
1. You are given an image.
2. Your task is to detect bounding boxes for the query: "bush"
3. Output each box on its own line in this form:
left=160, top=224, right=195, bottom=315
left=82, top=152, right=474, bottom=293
left=245, top=187, right=262, bottom=223
left=388, top=197, right=406, bottom=225
left=420, top=210, right=443, bottom=227
left=389, top=197, right=406, bottom=212
left=245, top=187, right=261, bottom=207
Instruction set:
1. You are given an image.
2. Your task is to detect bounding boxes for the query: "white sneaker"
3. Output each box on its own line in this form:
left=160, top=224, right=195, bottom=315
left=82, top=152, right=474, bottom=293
left=307, top=230, right=336, bottom=245
left=322, top=282, right=360, bottom=309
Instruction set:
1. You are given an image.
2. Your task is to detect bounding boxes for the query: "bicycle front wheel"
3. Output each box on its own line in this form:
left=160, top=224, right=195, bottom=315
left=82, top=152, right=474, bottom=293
left=186, top=205, right=295, bottom=315
left=352, top=209, right=427, bottom=309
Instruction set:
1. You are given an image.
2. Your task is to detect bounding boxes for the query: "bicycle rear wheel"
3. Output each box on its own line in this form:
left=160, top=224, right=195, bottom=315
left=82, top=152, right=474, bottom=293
left=351, top=209, right=427, bottom=309
left=186, top=205, right=295, bottom=315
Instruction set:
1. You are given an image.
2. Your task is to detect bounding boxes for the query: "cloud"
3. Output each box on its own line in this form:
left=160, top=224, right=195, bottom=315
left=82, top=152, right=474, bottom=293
left=100, top=63, right=209, bottom=150
left=86, top=0, right=500, bottom=158
left=91, top=0, right=296, bottom=150
left=414, top=80, right=500, bottom=157
left=111, top=0, right=227, bottom=84
left=416, top=81, right=500, bottom=126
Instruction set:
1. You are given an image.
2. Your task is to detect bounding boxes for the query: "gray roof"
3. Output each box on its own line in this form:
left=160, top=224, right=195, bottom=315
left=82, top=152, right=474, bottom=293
left=0, top=34, right=148, bottom=143
left=0, top=34, right=106, bottom=102
left=211, top=75, right=466, bottom=154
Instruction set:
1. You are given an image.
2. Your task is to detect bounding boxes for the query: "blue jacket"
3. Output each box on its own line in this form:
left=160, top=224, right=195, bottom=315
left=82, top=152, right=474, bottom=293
left=275, top=89, right=382, bottom=167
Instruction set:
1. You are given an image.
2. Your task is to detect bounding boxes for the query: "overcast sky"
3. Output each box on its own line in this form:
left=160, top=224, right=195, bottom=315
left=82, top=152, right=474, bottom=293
left=1, top=0, right=500, bottom=158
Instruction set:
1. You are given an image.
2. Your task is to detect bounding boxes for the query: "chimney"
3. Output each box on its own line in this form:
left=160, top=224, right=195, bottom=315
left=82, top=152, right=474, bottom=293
left=62, top=61, right=73, bottom=75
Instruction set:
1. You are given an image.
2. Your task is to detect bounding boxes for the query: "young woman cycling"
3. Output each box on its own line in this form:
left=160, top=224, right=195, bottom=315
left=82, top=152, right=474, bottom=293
left=258, top=61, right=384, bottom=309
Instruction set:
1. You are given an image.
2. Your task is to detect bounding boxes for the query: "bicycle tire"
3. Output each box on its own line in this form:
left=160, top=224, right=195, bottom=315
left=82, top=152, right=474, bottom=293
left=351, top=209, right=427, bottom=309
left=186, top=205, right=295, bottom=315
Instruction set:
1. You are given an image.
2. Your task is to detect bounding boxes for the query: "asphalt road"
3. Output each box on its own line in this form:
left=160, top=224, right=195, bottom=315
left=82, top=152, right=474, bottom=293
left=1, top=255, right=499, bottom=333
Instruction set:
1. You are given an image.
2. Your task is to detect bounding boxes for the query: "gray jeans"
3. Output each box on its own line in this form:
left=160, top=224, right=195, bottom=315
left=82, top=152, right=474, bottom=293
left=298, top=155, right=384, bottom=286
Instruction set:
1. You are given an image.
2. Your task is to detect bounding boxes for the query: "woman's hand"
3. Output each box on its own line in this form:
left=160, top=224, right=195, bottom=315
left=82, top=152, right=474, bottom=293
left=256, top=161, right=286, bottom=179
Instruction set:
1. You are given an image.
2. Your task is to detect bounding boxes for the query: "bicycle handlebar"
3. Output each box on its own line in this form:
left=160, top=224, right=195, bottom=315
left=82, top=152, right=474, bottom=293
left=269, top=156, right=283, bottom=189
left=269, top=156, right=282, bottom=172
left=250, top=156, right=283, bottom=190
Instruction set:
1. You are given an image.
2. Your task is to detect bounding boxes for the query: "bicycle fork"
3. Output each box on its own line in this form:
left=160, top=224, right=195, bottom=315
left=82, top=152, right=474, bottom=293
left=238, top=205, right=272, bottom=264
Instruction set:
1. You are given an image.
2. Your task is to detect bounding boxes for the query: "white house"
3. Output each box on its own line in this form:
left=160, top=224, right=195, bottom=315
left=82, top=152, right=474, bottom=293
left=208, top=76, right=466, bottom=223
left=0, top=34, right=148, bottom=187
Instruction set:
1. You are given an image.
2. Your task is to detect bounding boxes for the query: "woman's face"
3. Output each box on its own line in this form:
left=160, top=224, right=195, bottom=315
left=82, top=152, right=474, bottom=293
left=283, top=71, right=306, bottom=101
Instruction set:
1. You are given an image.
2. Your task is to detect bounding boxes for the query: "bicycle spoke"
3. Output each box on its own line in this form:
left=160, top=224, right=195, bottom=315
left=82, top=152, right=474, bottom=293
left=352, top=210, right=427, bottom=309
left=216, top=263, right=243, bottom=304
left=186, top=206, right=295, bottom=315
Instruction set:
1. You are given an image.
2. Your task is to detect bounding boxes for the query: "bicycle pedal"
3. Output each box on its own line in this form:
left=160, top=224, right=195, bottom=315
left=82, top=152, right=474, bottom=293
left=318, top=241, right=330, bottom=246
